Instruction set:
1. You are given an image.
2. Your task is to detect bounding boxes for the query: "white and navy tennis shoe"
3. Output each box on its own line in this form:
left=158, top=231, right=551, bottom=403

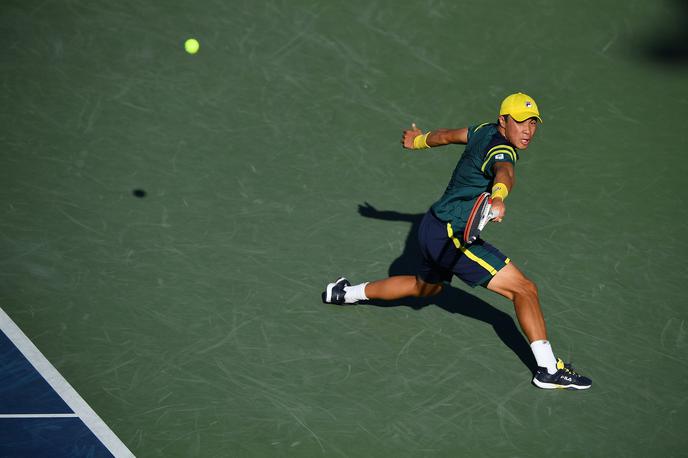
left=322, top=277, right=350, bottom=305
left=532, top=359, right=592, bottom=390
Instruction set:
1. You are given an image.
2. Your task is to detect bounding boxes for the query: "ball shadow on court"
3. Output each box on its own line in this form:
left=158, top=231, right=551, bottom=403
left=357, top=202, right=537, bottom=373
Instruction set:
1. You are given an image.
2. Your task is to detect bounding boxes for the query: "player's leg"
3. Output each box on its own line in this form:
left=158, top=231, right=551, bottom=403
left=323, top=210, right=447, bottom=305
left=485, top=262, right=546, bottom=343
left=365, top=275, right=443, bottom=299
left=323, top=275, right=443, bottom=305
left=446, top=238, right=591, bottom=390
left=487, top=262, right=592, bottom=390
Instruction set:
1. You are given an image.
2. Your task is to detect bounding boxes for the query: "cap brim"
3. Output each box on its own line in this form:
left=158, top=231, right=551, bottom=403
left=511, top=111, right=543, bottom=123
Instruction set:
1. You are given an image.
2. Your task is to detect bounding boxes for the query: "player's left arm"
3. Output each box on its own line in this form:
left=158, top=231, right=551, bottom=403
left=402, top=124, right=468, bottom=149
left=426, top=127, right=468, bottom=146
left=490, top=162, right=515, bottom=222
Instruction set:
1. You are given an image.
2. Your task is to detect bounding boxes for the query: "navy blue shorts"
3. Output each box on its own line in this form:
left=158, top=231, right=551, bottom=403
left=417, top=210, right=510, bottom=287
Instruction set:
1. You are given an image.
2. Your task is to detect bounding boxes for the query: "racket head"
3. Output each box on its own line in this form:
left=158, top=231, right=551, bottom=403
left=463, top=192, right=491, bottom=244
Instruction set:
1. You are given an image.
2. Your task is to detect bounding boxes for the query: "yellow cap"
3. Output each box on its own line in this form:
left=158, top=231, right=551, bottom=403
left=499, top=92, right=542, bottom=123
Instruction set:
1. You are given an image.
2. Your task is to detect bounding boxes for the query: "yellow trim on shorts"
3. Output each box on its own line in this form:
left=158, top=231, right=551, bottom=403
left=446, top=223, right=501, bottom=275
left=461, top=246, right=498, bottom=275
left=480, top=145, right=516, bottom=173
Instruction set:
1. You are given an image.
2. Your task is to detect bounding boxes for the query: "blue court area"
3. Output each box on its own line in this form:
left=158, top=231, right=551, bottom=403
left=0, top=308, right=132, bottom=458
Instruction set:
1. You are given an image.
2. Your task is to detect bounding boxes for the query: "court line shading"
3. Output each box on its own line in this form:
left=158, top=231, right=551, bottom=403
left=0, top=307, right=135, bottom=458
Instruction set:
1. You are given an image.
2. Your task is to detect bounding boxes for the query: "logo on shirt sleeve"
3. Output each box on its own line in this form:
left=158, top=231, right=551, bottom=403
left=495, top=154, right=505, bottom=160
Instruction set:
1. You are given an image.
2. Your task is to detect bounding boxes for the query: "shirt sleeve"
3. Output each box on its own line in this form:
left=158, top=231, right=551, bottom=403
left=466, top=122, right=491, bottom=143
left=480, top=143, right=517, bottom=177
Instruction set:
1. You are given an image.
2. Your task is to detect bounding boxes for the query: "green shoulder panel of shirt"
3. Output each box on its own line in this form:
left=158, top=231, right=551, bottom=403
left=430, top=122, right=519, bottom=230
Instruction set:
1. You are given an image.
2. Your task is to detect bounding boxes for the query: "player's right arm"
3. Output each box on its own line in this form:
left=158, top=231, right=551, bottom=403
left=402, top=124, right=468, bottom=149
left=489, top=162, right=514, bottom=222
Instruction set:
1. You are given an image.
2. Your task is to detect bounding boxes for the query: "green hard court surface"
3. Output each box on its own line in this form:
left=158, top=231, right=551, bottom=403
left=2, top=0, right=687, bottom=456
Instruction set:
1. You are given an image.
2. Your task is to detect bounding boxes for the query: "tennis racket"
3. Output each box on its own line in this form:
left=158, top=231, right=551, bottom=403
left=463, top=192, right=498, bottom=244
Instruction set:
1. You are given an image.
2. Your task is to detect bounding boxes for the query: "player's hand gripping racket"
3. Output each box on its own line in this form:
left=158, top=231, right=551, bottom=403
left=463, top=192, right=498, bottom=244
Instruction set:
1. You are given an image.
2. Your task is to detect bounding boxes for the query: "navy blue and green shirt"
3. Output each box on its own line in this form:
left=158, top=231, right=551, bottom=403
left=430, top=122, right=518, bottom=230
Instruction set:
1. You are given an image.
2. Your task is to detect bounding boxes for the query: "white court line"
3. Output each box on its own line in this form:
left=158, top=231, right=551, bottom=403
left=0, top=414, right=78, bottom=418
left=0, top=307, right=135, bottom=458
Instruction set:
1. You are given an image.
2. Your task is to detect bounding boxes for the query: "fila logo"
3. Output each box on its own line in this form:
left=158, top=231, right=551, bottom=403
left=495, top=154, right=505, bottom=160
left=562, top=376, right=572, bottom=382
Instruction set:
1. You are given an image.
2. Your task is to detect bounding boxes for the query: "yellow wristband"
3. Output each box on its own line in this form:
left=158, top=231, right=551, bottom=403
left=412, top=132, right=430, bottom=149
left=491, top=182, right=509, bottom=200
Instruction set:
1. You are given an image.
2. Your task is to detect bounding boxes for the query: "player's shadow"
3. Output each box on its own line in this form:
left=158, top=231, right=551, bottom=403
left=358, top=202, right=537, bottom=373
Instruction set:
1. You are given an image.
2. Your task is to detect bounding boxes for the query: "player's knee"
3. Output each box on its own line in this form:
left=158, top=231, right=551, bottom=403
left=426, top=283, right=444, bottom=296
left=497, top=274, right=538, bottom=302
left=414, top=279, right=443, bottom=297
left=514, top=277, right=538, bottom=299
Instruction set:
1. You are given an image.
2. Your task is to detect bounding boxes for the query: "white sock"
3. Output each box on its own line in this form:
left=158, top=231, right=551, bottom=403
left=530, top=340, right=558, bottom=374
left=344, top=282, right=368, bottom=303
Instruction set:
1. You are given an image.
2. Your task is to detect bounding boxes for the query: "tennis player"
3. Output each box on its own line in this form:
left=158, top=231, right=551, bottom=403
left=323, top=93, right=591, bottom=390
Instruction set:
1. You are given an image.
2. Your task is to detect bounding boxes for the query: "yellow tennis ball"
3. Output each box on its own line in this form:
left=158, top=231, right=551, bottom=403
left=184, top=38, right=199, bottom=54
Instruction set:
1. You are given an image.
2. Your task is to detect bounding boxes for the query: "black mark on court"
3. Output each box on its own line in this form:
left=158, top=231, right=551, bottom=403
left=640, top=0, right=688, bottom=66
left=132, top=189, right=147, bottom=198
